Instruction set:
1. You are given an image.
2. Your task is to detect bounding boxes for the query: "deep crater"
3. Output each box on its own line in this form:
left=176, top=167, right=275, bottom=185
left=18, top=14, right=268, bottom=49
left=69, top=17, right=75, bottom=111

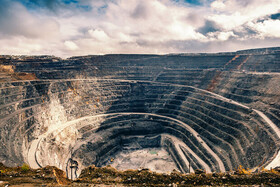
left=0, top=48, right=280, bottom=178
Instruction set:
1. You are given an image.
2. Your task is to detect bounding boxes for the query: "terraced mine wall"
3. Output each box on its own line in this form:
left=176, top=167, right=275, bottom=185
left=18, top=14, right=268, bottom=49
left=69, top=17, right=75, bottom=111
left=0, top=48, right=280, bottom=177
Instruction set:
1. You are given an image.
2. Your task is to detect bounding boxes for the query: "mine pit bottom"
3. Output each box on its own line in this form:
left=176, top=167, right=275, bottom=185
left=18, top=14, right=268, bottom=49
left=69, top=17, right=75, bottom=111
left=102, top=147, right=178, bottom=173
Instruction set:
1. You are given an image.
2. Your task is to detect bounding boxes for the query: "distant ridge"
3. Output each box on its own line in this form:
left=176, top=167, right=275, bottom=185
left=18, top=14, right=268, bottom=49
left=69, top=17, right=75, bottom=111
left=236, top=47, right=280, bottom=54
left=168, top=47, right=280, bottom=56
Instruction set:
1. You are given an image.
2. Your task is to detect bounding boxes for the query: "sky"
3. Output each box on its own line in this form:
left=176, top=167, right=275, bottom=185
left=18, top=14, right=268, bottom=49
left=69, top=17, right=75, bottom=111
left=0, top=0, right=280, bottom=57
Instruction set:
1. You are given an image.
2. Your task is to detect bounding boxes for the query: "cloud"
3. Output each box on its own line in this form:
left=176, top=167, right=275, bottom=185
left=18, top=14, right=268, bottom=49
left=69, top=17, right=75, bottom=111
left=247, top=20, right=280, bottom=38
left=210, top=0, right=225, bottom=10
left=64, top=41, right=79, bottom=50
left=1, top=0, right=280, bottom=57
left=208, top=31, right=236, bottom=41
left=0, top=37, right=43, bottom=54
left=88, top=29, right=110, bottom=41
left=209, top=0, right=280, bottom=29
left=197, top=20, right=220, bottom=35
left=131, top=3, right=148, bottom=19
left=0, top=0, right=59, bottom=38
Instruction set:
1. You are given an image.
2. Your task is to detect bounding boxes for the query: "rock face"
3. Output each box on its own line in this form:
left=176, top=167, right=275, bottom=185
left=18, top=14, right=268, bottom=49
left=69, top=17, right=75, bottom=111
left=0, top=47, right=280, bottom=177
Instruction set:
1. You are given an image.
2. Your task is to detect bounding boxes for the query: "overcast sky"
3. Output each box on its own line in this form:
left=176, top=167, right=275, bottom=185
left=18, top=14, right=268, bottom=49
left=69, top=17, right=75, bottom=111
left=0, top=0, right=280, bottom=57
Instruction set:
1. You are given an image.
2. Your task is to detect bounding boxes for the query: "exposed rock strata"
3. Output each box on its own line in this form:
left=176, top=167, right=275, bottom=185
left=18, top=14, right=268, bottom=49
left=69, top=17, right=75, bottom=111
left=0, top=48, right=279, bottom=177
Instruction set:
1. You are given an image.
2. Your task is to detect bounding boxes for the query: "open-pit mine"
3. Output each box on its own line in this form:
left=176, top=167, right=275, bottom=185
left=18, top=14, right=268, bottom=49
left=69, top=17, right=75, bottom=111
left=0, top=47, right=280, bottom=179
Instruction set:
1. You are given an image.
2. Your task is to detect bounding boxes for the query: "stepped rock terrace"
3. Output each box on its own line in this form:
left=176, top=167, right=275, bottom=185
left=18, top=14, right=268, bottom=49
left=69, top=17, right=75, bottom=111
left=0, top=47, right=280, bottom=177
